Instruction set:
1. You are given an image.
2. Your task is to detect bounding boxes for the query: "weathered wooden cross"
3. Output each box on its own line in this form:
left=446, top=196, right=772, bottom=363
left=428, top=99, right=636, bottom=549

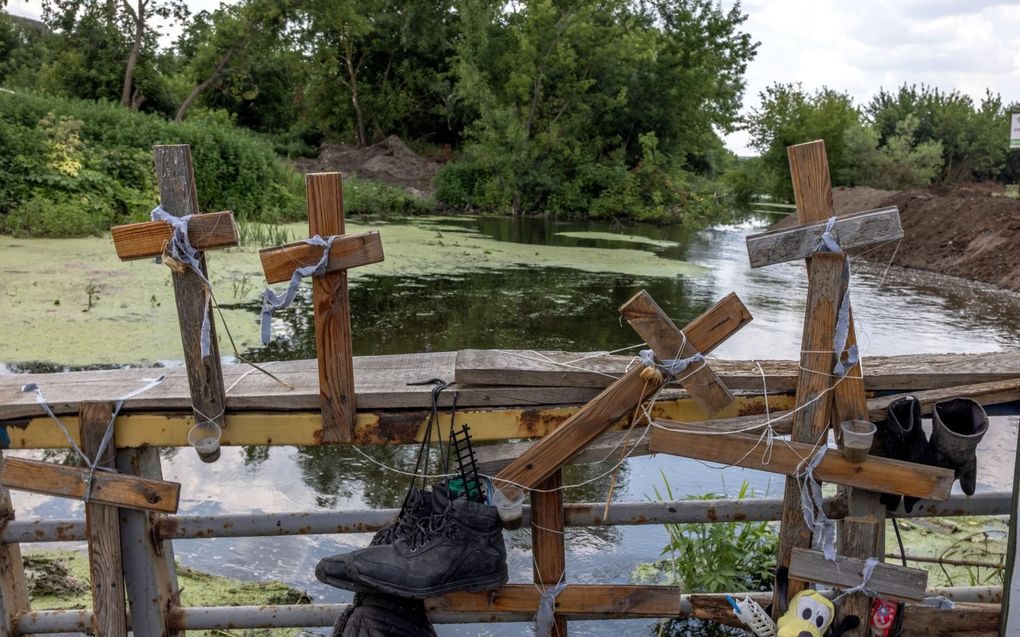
left=109, top=145, right=238, bottom=442
left=258, top=173, right=384, bottom=443
left=747, top=140, right=903, bottom=622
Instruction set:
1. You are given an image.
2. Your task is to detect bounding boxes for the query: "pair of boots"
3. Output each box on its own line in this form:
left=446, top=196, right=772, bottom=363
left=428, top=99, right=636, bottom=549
left=317, top=483, right=508, bottom=636
left=876, top=396, right=988, bottom=512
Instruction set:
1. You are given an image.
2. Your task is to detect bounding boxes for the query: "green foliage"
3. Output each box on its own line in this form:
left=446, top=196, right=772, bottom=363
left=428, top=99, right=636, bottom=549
left=344, top=178, right=434, bottom=216
left=0, top=91, right=302, bottom=237
left=443, top=0, right=757, bottom=218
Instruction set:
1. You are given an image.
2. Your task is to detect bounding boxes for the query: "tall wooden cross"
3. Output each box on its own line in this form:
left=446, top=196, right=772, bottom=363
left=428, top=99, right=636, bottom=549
left=109, top=145, right=239, bottom=440
left=258, top=173, right=384, bottom=444
left=744, top=140, right=903, bottom=622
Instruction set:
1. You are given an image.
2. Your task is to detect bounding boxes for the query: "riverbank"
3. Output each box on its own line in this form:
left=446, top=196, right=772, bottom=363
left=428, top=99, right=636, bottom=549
left=831, top=183, right=1020, bottom=291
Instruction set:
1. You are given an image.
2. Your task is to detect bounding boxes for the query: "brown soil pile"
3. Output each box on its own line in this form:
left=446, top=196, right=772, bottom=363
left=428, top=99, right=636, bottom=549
left=863, top=183, right=1020, bottom=291
left=832, top=186, right=897, bottom=215
left=294, top=135, right=441, bottom=196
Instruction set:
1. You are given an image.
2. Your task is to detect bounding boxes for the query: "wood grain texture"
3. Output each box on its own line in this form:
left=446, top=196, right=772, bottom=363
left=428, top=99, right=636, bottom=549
left=532, top=471, right=567, bottom=636
left=111, top=211, right=238, bottom=261
left=619, top=290, right=751, bottom=415
left=259, top=231, right=383, bottom=284
left=0, top=451, right=29, bottom=637
left=454, top=349, right=1020, bottom=391
left=648, top=427, right=953, bottom=499
left=775, top=251, right=845, bottom=613
left=153, top=145, right=226, bottom=435
left=1003, top=394, right=1020, bottom=636
left=746, top=206, right=902, bottom=268
left=306, top=172, right=355, bottom=443
left=0, top=457, right=180, bottom=513
left=116, top=447, right=181, bottom=637
left=79, top=402, right=128, bottom=637
left=427, top=584, right=682, bottom=618
left=788, top=546, right=927, bottom=602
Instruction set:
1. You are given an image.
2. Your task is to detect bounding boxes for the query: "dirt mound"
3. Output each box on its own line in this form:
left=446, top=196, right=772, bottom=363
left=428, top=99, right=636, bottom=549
left=833, top=186, right=897, bottom=215
left=866, top=183, right=1020, bottom=291
left=294, top=135, right=440, bottom=196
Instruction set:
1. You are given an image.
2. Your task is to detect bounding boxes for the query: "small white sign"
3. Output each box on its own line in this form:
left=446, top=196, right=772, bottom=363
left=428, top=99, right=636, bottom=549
left=1012, top=113, right=1020, bottom=149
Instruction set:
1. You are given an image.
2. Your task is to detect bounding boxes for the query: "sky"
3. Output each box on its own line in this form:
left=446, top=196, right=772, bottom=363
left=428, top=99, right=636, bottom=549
left=7, top=0, right=1020, bottom=155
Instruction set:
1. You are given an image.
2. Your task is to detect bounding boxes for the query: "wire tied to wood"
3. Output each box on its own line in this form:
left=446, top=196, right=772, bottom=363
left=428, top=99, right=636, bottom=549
left=20, top=376, right=166, bottom=503
left=259, top=234, right=336, bottom=345
left=814, top=216, right=859, bottom=377
left=151, top=205, right=216, bottom=358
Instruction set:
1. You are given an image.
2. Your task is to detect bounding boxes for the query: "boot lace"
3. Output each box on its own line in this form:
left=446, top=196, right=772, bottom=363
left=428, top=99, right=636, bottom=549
left=406, top=508, right=457, bottom=550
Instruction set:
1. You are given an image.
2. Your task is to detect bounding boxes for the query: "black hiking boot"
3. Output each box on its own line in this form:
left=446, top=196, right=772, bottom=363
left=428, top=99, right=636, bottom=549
left=331, top=484, right=508, bottom=598
left=316, top=487, right=435, bottom=590
left=331, top=592, right=437, bottom=637
left=931, top=398, right=988, bottom=495
left=875, top=396, right=931, bottom=512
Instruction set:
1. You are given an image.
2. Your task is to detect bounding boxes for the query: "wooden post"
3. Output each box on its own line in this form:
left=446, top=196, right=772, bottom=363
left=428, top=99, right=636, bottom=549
left=532, top=471, right=567, bottom=636
left=79, top=402, right=128, bottom=637
left=1001, top=412, right=1020, bottom=636
left=789, top=140, right=886, bottom=629
left=117, top=447, right=181, bottom=637
left=0, top=451, right=29, bottom=637
left=152, top=145, right=227, bottom=438
left=773, top=251, right=844, bottom=614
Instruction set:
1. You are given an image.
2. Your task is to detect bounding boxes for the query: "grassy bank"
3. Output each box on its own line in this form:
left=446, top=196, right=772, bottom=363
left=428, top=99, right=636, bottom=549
left=25, top=550, right=311, bottom=636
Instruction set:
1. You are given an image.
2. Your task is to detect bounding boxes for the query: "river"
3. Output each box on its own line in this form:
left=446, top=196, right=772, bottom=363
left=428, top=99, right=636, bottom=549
left=4, top=215, right=1020, bottom=636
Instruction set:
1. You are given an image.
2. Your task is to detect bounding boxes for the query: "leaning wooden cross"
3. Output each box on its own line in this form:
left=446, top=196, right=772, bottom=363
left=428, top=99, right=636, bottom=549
left=258, top=173, right=384, bottom=443
left=746, top=140, right=903, bottom=620
left=110, top=145, right=238, bottom=439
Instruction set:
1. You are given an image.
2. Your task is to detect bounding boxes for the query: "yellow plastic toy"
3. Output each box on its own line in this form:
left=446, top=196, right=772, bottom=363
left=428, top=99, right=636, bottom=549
left=776, top=589, right=835, bottom=637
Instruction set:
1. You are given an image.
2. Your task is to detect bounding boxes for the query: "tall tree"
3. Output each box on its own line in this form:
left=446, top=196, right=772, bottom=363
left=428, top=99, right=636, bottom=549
left=119, top=0, right=188, bottom=108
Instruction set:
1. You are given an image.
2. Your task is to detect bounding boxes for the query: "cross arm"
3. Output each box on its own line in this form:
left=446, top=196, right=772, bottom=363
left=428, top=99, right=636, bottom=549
left=0, top=457, right=180, bottom=513
left=620, top=291, right=751, bottom=415
left=789, top=547, right=928, bottom=602
left=648, top=425, right=953, bottom=500
left=258, top=230, right=384, bottom=284
left=111, top=211, right=238, bottom=261
left=746, top=206, right=902, bottom=268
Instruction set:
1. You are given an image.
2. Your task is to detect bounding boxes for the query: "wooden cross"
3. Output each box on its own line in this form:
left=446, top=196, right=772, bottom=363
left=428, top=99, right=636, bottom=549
left=109, top=145, right=238, bottom=440
left=258, top=173, right=384, bottom=443
left=494, top=289, right=751, bottom=504
left=745, top=140, right=902, bottom=621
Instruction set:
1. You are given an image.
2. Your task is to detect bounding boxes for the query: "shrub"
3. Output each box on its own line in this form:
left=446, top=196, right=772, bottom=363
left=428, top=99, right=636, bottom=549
left=0, top=91, right=304, bottom=236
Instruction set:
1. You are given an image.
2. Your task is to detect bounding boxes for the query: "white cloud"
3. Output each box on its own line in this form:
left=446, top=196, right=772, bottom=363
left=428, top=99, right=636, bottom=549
left=726, top=0, right=1020, bottom=154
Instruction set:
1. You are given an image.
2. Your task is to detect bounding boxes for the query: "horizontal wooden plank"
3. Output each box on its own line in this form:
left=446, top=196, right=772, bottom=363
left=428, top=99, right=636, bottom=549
left=746, top=206, right=902, bottom=268
left=0, top=457, right=180, bottom=513
left=259, top=231, right=384, bottom=284
left=789, top=547, right=928, bottom=602
left=648, top=425, right=954, bottom=499
left=427, top=584, right=681, bottom=619
left=111, top=211, right=238, bottom=261
left=454, top=350, right=1020, bottom=391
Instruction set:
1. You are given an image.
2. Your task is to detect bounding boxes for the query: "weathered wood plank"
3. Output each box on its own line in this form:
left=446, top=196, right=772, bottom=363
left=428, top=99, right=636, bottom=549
left=789, top=546, right=927, bottom=602
left=153, top=144, right=227, bottom=437
left=79, top=402, right=128, bottom=637
left=111, top=211, right=238, bottom=261
left=648, top=426, right=953, bottom=499
left=0, top=451, right=29, bottom=637
left=1003, top=380, right=1020, bottom=636
left=0, top=457, right=180, bottom=513
left=4, top=351, right=1019, bottom=421
left=775, top=251, right=844, bottom=613
left=532, top=471, right=567, bottom=635
left=427, top=584, right=682, bottom=619
left=619, top=291, right=751, bottom=415
left=259, top=231, right=384, bottom=284
left=117, top=447, right=181, bottom=637
left=455, top=350, right=1020, bottom=391
left=306, top=172, right=356, bottom=443
left=746, top=206, right=902, bottom=268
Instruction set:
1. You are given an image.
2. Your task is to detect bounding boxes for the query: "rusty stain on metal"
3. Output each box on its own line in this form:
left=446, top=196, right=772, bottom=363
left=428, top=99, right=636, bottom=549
left=358, top=411, right=428, bottom=444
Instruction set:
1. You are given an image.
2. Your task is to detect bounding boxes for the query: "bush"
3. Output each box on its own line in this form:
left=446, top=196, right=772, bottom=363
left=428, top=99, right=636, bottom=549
left=0, top=91, right=304, bottom=236
left=344, top=178, right=434, bottom=216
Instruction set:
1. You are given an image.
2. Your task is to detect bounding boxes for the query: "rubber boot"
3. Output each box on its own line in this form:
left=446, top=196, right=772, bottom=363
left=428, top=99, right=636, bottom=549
left=875, top=396, right=930, bottom=512
left=316, top=487, right=437, bottom=590
left=339, top=486, right=508, bottom=598
left=930, top=398, right=988, bottom=495
left=331, top=592, right=437, bottom=637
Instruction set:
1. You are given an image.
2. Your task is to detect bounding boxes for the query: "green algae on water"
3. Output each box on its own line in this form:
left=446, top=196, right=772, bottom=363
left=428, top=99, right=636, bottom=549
left=554, top=231, right=680, bottom=248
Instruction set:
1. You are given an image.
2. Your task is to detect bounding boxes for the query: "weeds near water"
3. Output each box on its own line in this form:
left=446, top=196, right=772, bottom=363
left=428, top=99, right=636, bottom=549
left=231, top=273, right=255, bottom=300
left=83, top=279, right=99, bottom=312
left=238, top=222, right=294, bottom=249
